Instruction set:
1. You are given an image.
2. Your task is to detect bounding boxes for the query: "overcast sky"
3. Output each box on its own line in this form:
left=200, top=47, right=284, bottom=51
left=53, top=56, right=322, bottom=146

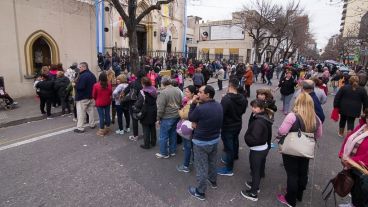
left=187, top=0, right=343, bottom=49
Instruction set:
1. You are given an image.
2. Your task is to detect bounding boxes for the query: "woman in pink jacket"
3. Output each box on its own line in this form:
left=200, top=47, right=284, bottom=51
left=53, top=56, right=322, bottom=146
left=339, top=109, right=368, bottom=207
left=276, top=92, right=323, bottom=207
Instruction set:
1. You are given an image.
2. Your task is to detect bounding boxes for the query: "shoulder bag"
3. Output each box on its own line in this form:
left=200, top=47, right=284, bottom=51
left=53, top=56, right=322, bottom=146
left=278, top=114, right=317, bottom=159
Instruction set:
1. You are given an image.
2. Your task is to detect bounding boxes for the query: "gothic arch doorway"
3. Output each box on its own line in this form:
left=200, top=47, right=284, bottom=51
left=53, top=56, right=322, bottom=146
left=24, top=30, right=60, bottom=76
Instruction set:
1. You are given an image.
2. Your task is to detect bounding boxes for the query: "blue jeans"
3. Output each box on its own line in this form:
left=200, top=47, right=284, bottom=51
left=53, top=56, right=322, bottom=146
left=221, top=129, right=241, bottom=170
left=183, top=138, right=192, bottom=167
left=159, top=118, right=179, bottom=156
left=97, top=105, right=111, bottom=129
left=282, top=94, right=293, bottom=114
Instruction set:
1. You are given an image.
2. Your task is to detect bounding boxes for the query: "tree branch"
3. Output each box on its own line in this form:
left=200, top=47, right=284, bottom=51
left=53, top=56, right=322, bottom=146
left=136, top=0, right=174, bottom=24
left=111, top=0, right=130, bottom=28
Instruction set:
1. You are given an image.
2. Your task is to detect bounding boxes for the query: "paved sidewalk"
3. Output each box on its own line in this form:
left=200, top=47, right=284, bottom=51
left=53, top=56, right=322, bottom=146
left=0, top=77, right=218, bottom=128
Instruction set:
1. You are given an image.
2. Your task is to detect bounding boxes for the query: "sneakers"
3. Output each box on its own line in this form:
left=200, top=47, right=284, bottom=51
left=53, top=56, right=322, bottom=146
left=125, top=128, right=130, bottom=133
left=115, top=130, right=125, bottom=135
left=217, top=167, right=234, bottom=176
left=129, top=136, right=138, bottom=141
left=207, top=179, right=217, bottom=189
left=188, top=186, right=205, bottom=201
left=170, top=153, right=176, bottom=157
left=72, top=118, right=77, bottom=122
left=241, top=190, right=258, bottom=202
left=277, top=194, right=292, bottom=207
left=155, top=153, right=169, bottom=159
left=46, top=116, right=53, bottom=120
left=176, top=164, right=190, bottom=173
left=74, top=129, right=85, bottom=133
left=245, top=181, right=260, bottom=193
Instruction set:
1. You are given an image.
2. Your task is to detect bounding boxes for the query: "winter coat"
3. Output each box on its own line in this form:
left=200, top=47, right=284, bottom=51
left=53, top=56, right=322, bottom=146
left=192, top=72, right=204, bottom=86
left=75, top=70, right=97, bottom=101
left=221, top=93, right=247, bottom=131
left=244, top=70, right=254, bottom=86
left=54, top=76, right=70, bottom=99
left=156, top=85, right=182, bottom=120
left=134, top=86, right=157, bottom=125
left=278, top=77, right=297, bottom=96
left=244, top=112, right=273, bottom=147
left=92, top=83, right=112, bottom=107
left=36, top=79, right=54, bottom=99
left=334, top=85, right=368, bottom=118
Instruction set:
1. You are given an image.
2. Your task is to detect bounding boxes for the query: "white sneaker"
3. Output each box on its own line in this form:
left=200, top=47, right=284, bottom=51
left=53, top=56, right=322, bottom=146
left=115, top=130, right=124, bottom=135
left=125, top=128, right=130, bottom=133
left=129, top=136, right=138, bottom=141
left=155, top=153, right=169, bottom=159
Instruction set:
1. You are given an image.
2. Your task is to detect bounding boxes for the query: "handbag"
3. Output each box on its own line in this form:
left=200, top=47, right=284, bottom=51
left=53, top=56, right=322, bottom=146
left=322, top=169, right=354, bottom=206
left=122, top=88, right=138, bottom=103
left=331, top=108, right=339, bottom=122
left=176, top=119, right=193, bottom=139
left=278, top=114, right=316, bottom=159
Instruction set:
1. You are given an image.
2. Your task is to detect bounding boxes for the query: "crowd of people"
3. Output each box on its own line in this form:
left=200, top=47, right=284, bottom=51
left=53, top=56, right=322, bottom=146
left=27, top=56, right=368, bottom=207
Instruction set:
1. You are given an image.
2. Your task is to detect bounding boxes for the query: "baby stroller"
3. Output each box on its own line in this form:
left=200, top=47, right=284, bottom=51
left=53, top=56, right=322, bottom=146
left=0, top=87, right=16, bottom=110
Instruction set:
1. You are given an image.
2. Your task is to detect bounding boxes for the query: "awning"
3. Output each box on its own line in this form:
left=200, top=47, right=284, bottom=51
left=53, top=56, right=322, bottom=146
left=215, top=48, right=223, bottom=54
left=229, top=48, right=239, bottom=54
left=202, top=48, right=209, bottom=53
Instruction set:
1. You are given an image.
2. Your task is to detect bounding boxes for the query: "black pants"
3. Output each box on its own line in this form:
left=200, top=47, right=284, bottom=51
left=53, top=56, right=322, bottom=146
left=339, top=114, right=355, bottom=131
left=245, top=85, right=251, bottom=98
left=221, top=129, right=241, bottom=170
left=129, top=103, right=139, bottom=137
left=40, top=97, right=52, bottom=116
left=282, top=154, right=310, bottom=206
left=248, top=149, right=268, bottom=194
left=351, top=169, right=368, bottom=207
left=142, top=124, right=156, bottom=147
left=60, top=95, right=71, bottom=114
left=218, top=79, right=223, bottom=90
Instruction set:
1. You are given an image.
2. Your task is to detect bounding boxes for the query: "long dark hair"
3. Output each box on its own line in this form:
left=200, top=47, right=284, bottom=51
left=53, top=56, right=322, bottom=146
left=99, top=72, right=108, bottom=89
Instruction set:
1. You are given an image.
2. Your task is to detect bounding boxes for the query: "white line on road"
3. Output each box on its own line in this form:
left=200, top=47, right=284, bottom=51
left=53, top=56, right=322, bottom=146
left=0, top=127, right=76, bottom=151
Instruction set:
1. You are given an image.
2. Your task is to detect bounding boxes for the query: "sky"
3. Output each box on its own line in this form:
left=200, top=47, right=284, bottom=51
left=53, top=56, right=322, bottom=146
left=187, top=0, right=343, bottom=49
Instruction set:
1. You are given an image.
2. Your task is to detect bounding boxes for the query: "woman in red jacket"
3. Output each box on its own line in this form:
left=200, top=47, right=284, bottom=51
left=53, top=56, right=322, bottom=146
left=93, top=72, right=112, bottom=136
left=339, top=109, right=368, bottom=207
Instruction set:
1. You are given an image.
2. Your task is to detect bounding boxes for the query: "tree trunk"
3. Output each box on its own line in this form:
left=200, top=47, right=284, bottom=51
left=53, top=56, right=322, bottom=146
left=128, top=28, right=139, bottom=74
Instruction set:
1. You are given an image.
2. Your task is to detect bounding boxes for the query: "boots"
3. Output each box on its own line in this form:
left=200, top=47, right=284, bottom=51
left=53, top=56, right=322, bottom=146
left=96, top=129, right=105, bottom=136
left=338, top=128, right=344, bottom=137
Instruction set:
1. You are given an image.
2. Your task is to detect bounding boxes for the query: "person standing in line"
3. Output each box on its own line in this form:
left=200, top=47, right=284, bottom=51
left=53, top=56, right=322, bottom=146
left=217, top=78, right=247, bottom=176
left=155, top=77, right=182, bottom=158
left=192, top=67, right=205, bottom=90
left=276, top=92, right=323, bottom=207
left=217, top=67, right=225, bottom=91
left=177, top=85, right=197, bottom=173
left=244, top=65, right=254, bottom=98
left=275, top=70, right=297, bottom=115
left=92, top=72, right=112, bottom=136
left=54, top=71, right=71, bottom=115
left=34, top=74, right=54, bottom=119
left=112, top=74, right=130, bottom=135
left=134, top=77, right=158, bottom=149
left=334, top=75, right=368, bottom=137
left=241, top=99, right=273, bottom=202
left=74, top=62, right=97, bottom=133
left=187, top=85, right=223, bottom=201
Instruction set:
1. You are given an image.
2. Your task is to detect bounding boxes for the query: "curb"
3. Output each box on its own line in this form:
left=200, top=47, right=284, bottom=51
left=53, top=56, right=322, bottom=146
left=0, top=111, right=63, bottom=128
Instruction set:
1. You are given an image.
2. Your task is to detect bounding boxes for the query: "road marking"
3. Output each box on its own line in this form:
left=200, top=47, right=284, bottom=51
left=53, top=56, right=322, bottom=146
left=0, top=124, right=76, bottom=146
left=0, top=127, right=76, bottom=151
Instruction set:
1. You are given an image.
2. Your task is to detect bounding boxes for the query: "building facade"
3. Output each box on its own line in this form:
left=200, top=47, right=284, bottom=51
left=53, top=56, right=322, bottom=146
left=0, top=0, right=185, bottom=98
left=340, top=0, right=368, bottom=37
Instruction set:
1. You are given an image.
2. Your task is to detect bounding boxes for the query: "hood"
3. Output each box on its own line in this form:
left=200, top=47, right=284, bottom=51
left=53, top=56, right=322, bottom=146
left=142, top=86, right=157, bottom=98
left=227, top=93, right=246, bottom=105
left=255, top=112, right=274, bottom=124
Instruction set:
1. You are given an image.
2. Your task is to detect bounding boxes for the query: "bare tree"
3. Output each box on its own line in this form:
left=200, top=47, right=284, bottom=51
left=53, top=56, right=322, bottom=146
left=109, top=0, right=174, bottom=73
left=268, top=0, right=302, bottom=63
left=238, top=0, right=282, bottom=63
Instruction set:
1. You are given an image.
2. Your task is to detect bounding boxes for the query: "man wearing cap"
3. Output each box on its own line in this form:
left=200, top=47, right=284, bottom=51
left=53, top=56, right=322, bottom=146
left=301, top=80, right=325, bottom=123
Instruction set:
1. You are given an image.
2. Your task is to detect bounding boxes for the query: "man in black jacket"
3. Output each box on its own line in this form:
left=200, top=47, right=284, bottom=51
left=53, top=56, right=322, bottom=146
left=218, top=78, right=247, bottom=176
left=188, top=85, right=223, bottom=201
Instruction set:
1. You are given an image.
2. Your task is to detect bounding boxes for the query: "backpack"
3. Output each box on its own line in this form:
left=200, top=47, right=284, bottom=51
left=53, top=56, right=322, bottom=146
left=132, top=91, right=146, bottom=120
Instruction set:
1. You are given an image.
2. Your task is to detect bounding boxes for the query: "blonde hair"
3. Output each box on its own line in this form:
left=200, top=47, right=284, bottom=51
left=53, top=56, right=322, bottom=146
left=292, top=92, right=316, bottom=132
left=41, top=66, right=49, bottom=75
left=106, top=69, right=116, bottom=84
left=349, top=75, right=359, bottom=90
left=116, top=74, right=127, bottom=83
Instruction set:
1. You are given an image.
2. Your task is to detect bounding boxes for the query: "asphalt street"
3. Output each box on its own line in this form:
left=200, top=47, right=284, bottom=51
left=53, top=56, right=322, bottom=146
left=0, top=78, right=350, bottom=207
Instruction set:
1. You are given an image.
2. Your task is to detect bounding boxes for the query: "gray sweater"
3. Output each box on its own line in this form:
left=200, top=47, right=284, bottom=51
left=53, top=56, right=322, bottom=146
left=157, top=85, right=183, bottom=120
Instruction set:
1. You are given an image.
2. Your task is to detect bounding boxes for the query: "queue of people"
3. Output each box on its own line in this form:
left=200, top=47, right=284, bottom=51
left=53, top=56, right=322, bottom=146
left=29, top=59, right=368, bottom=207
